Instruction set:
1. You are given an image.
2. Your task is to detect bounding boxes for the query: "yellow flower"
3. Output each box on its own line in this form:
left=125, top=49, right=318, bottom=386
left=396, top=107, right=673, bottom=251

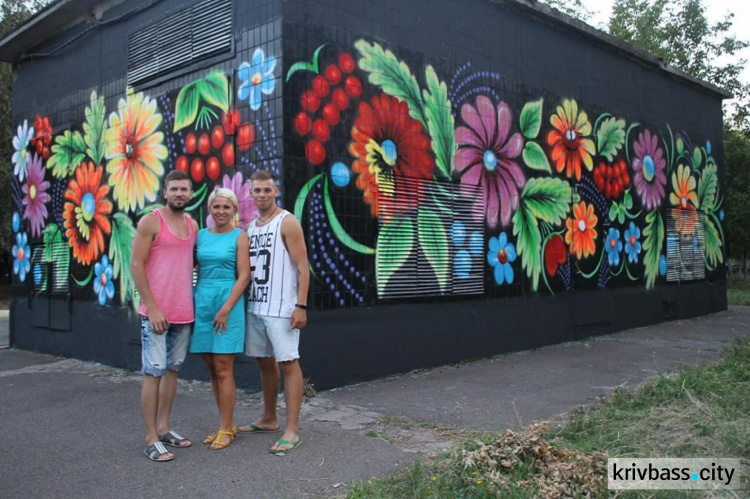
left=476, top=480, right=483, bottom=485
left=430, top=476, right=437, bottom=482
left=105, top=92, right=167, bottom=212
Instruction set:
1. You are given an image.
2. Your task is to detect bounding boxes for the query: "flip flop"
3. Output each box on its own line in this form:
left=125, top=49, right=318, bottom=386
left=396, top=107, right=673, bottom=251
left=269, top=438, right=302, bottom=455
left=144, top=442, right=174, bottom=462
left=238, top=423, right=281, bottom=434
left=158, top=430, right=192, bottom=448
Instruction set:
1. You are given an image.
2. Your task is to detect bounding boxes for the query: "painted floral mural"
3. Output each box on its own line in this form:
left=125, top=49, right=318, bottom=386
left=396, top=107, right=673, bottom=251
left=8, top=35, right=726, bottom=312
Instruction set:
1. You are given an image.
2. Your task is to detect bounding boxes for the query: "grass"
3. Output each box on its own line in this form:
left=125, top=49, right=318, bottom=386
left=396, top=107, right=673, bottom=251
left=346, top=339, right=750, bottom=498
left=728, top=276, right=750, bottom=306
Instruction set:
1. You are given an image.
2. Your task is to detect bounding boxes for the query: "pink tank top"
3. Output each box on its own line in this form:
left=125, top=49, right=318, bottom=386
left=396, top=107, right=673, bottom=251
left=138, top=210, right=196, bottom=323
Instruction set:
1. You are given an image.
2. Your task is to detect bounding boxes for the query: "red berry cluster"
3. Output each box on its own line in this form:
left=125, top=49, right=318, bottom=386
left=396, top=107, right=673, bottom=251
left=593, top=159, right=630, bottom=200
left=175, top=110, right=254, bottom=183
left=294, top=52, right=363, bottom=166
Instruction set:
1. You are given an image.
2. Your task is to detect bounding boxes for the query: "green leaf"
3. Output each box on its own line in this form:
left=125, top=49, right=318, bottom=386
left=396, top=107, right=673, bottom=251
left=512, top=203, right=542, bottom=291
left=519, top=99, right=543, bottom=139
left=42, top=224, right=70, bottom=293
left=109, top=213, right=138, bottom=308
left=286, top=43, right=327, bottom=81
left=521, top=177, right=572, bottom=226
left=704, top=216, right=723, bottom=267
left=624, top=190, right=633, bottom=210
left=294, top=174, right=324, bottom=220
left=354, top=39, right=426, bottom=126
left=199, top=72, right=229, bottom=112
left=376, top=217, right=415, bottom=297
left=692, top=147, right=702, bottom=169
left=596, top=116, right=626, bottom=161
left=642, top=211, right=664, bottom=289
left=698, top=162, right=718, bottom=212
left=609, top=203, right=619, bottom=223
left=324, top=178, right=375, bottom=255
left=173, top=81, right=201, bottom=132
left=47, top=130, right=87, bottom=178
left=522, top=141, right=551, bottom=173
left=422, top=65, right=455, bottom=179
left=417, top=209, right=449, bottom=293
left=83, top=91, right=107, bottom=165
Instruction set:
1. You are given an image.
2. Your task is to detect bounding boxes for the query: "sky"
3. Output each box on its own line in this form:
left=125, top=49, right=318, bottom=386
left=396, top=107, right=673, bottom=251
left=579, top=0, right=750, bottom=85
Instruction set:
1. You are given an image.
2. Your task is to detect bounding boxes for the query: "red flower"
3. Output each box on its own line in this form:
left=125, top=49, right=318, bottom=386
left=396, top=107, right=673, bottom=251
left=349, top=94, right=435, bottom=217
left=30, top=115, right=52, bottom=160
left=63, top=161, right=113, bottom=265
left=544, top=234, right=567, bottom=277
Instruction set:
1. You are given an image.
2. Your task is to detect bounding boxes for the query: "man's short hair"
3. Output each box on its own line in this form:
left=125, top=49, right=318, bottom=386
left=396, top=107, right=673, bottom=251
left=164, top=169, right=191, bottom=187
left=251, top=170, right=276, bottom=182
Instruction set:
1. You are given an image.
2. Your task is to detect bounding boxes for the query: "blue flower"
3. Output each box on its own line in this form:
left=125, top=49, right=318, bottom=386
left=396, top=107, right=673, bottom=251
left=487, top=232, right=516, bottom=285
left=12, top=120, right=34, bottom=182
left=451, top=221, right=466, bottom=245
left=706, top=140, right=712, bottom=155
left=238, top=48, right=276, bottom=111
left=720, top=209, right=724, bottom=221
left=455, top=249, right=471, bottom=279
left=12, top=212, right=21, bottom=233
left=93, top=254, right=115, bottom=306
left=604, top=228, right=622, bottom=266
left=659, top=255, right=667, bottom=276
left=331, top=162, right=350, bottom=187
left=624, top=222, right=641, bottom=263
left=12, top=232, right=31, bottom=282
left=468, top=232, right=483, bottom=256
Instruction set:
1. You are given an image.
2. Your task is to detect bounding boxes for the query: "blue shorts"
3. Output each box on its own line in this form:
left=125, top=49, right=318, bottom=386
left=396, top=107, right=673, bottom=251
left=140, top=317, right=192, bottom=377
left=245, top=314, right=300, bottom=362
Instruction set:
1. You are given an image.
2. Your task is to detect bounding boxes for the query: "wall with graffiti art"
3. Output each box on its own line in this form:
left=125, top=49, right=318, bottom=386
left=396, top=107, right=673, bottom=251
left=7, top=0, right=727, bottom=388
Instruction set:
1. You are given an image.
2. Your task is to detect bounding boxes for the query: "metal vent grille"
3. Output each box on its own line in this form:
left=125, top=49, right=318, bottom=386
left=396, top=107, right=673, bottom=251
left=376, top=176, right=484, bottom=299
left=666, top=209, right=705, bottom=282
left=127, top=0, right=231, bottom=86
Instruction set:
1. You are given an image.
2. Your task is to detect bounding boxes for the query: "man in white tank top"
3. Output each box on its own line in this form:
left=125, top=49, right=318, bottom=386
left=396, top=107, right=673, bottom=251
left=241, top=170, right=309, bottom=454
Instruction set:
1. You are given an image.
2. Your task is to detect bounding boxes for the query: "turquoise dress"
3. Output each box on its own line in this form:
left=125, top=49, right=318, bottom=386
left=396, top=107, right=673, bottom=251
left=189, top=228, right=244, bottom=354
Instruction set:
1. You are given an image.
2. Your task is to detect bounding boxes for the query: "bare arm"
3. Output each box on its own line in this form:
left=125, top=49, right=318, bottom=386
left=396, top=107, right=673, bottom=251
left=212, top=232, right=251, bottom=334
left=282, top=215, right=310, bottom=329
left=130, top=213, right=168, bottom=333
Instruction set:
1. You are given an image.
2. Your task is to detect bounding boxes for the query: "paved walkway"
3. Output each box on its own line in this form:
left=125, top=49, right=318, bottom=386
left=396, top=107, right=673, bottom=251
left=1, top=307, right=748, bottom=498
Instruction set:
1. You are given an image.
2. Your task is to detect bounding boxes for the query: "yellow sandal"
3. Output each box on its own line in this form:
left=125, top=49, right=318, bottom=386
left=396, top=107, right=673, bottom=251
left=203, top=425, right=237, bottom=445
left=210, top=430, right=235, bottom=450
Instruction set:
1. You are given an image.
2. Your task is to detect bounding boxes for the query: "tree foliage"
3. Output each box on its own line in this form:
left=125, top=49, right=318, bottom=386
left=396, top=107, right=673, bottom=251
left=724, top=126, right=750, bottom=263
left=1, top=0, right=51, bottom=278
left=609, top=0, right=749, bottom=128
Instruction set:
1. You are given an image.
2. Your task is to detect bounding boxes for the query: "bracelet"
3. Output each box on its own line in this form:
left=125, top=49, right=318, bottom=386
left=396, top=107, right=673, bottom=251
left=295, top=303, right=307, bottom=310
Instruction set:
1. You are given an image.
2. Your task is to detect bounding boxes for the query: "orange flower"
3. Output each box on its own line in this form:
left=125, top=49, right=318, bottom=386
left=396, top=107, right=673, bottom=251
left=105, top=92, right=166, bottom=212
left=547, top=99, right=595, bottom=181
left=63, top=161, right=113, bottom=265
left=565, top=201, right=598, bottom=259
left=669, top=163, right=699, bottom=235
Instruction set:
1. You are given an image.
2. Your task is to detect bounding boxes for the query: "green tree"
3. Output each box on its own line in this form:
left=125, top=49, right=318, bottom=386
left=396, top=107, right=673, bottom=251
left=609, top=0, right=749, bottom=128
left=538, top=0, right=594, bottom=23
left=1, top=0, right=50, bottom=280
left=724, top=126, right=750, bottom=267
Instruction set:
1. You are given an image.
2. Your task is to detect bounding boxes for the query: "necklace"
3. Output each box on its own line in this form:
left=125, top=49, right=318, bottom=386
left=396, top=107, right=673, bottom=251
left=257, top=205, right=278, bottom=226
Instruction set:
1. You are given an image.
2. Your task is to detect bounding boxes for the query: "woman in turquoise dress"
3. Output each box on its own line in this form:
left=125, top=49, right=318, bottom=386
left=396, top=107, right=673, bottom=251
left=189, top=187, right=250, bottom=450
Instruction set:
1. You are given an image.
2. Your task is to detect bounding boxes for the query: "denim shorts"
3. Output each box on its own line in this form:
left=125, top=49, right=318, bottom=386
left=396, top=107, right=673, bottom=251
left=140, top=317, right=192, bottom=377
left=245, top=314, right=300, bottom=362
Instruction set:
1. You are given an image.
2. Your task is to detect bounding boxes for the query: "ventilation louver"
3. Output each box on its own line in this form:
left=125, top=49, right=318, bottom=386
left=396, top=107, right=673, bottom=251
left=127, top=0, right=231, bottom=86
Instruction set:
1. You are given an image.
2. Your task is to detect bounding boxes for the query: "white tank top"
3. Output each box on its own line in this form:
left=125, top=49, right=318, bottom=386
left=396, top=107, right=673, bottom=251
left=247, top=210, right=298, bottom=317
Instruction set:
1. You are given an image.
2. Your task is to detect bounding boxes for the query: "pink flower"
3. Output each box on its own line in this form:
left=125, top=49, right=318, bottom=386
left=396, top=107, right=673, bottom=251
left=206, top=172, right=258, bottom=230
left=21, top=152, right=51, bottom=237
left=631, top=130, right=667, bottom=211
left=454, top=96, right=525, bottom=228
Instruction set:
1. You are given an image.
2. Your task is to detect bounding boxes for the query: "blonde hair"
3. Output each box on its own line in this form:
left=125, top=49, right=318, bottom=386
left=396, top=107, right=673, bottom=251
left=208, top=187, right=238, bottom=209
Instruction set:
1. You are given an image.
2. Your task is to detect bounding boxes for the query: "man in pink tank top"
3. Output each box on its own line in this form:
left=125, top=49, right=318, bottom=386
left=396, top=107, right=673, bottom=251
left=131, top=170, right=198, bottom=462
